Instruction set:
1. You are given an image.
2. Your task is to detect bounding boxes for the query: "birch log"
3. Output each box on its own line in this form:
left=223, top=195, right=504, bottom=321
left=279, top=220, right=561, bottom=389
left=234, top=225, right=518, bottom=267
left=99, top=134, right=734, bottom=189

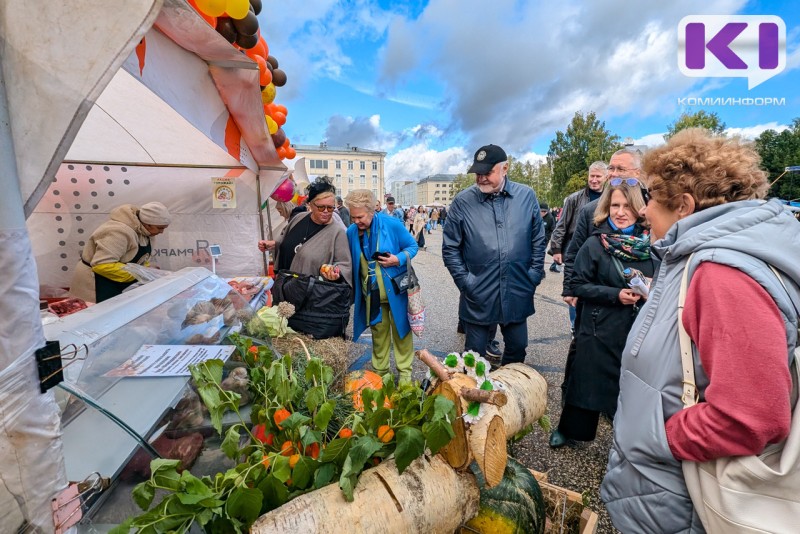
left=251, top=455, right=480, bottom=534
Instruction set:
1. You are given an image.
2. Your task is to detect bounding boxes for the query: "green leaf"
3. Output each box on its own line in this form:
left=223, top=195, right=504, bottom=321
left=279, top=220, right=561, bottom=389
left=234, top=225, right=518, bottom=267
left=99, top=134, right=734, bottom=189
left=360, top=388, right=375, bottom=413
left=381, top=372, right=396, bottom=397
left=422, top=419, right=455, bottom=454
left=338, top=435, right=383, bottom=501
left=258, top=474, right=289, bottom=512
left=131, top=481, right=155, bottom=511
left=431, top=394, right=456, bottom=422
left=190, top=359, right=236, bottom=434
left=271, top=454, right=291, bottom=483
left=221, top=424, right=242, bottom=460
left=225, top=487, right=263, bottom=524
left=313, top=462, right=336, bottom=489
left=305, top=358, right=334, bottom=386
left=279, top=412, right=312, bottom=432
left=305, top=385, right=326, bottom=413
left=394, top=426, right=425, bottom=473
left=108, top=518, right=133, bottom=534
left=467, top=401, right=481, bottom=417
left=299, top=427, right=322, bottom=448
left=319, top=437, right=352, bottom=465
left=291, top=456, right=318, bottom=489
left=313, top=400, right=336, bottom=432
left=176, top=470, right=216, bottom=505
left=479, top=379, right=493, bottom=390
left=150, top=459, right=182, bottom=491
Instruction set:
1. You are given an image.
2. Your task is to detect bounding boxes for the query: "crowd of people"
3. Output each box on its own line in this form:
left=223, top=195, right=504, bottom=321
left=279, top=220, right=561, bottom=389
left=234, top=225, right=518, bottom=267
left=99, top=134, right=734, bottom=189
left=77, top=128, right=800, bottom=532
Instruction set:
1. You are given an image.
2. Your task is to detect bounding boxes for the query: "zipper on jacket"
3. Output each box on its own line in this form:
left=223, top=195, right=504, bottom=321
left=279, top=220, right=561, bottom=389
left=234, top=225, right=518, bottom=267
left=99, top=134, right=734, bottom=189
left=592, top=308, right=600, bottom=336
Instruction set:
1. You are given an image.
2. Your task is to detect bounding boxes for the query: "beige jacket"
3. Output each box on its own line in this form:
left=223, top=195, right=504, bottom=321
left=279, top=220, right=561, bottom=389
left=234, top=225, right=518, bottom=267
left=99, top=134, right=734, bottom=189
left=69, top=204, right=152, bottom=302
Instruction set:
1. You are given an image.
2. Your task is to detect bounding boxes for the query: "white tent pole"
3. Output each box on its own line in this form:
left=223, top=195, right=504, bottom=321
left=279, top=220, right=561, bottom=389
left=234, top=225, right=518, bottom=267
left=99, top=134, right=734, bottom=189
left=256, top=173, right=270, bottom=274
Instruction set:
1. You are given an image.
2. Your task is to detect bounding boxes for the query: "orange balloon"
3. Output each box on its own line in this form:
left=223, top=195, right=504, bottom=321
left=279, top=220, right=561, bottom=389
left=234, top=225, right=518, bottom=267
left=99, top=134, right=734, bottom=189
left=277, top=146, right=288, bottom=159
left=282, top=138, right=290, bottom=148
left=274, top=104, right=288, bottom=116
left=253, top=36, right=268, bottom=60
left=265, top=103, right=278, bottom=116
left=254, top=55, right=272, bottom=86
left=273, top=111, right=286, bottom=126
left=286, top=146, right=297, bottom=160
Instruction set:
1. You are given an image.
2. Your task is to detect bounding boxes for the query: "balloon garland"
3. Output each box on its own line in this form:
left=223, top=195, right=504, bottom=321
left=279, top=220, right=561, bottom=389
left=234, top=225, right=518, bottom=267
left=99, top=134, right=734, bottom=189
left=188, top=0, right=294, bottom=162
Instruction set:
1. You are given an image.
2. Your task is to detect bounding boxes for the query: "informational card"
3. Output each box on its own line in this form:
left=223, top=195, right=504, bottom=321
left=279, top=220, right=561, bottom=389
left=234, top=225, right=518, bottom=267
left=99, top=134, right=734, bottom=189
left=105, top=345, right=235, bottom=378
left=212, top=177, right=236, bottom=208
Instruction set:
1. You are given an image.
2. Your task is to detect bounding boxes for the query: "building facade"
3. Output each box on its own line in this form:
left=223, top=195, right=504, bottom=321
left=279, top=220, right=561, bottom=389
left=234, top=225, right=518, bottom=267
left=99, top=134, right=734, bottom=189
left=391, top=180, right=414, bottom=207
left=293, top=143, right=386, bottom=200
left=416, top=174, right=456, bottom=206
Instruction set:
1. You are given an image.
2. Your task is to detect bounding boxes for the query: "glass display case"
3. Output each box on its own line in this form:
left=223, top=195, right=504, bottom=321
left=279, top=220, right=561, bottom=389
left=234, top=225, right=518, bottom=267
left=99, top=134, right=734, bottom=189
left=43, top=267, right=264, bottom=486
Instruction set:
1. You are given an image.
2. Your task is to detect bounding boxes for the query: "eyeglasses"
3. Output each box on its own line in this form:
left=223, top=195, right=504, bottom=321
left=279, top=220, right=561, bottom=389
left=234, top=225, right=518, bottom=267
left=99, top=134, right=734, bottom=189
left=607, top=165, right=638, bottom=173
left=312, top=203, right=336, bottom=212
left=609, top=177, right=650, bottom=204
left=609, top=178, right=641, bottom=187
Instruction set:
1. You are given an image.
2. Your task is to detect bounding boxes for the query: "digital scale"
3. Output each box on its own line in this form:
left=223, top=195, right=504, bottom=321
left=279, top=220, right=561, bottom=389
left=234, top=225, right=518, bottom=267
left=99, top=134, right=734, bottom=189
left=209, top=244, right=221, bottom=275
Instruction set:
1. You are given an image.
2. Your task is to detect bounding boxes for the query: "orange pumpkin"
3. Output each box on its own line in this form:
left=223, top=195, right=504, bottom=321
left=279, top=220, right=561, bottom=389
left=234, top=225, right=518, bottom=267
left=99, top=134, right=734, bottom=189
left=345, top=370, right=392, bottom=410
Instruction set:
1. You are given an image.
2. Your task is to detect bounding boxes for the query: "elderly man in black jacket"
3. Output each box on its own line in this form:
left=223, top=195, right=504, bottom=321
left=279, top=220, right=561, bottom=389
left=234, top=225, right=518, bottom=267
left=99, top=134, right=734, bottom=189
left=443, top=144, right=547, bottom=365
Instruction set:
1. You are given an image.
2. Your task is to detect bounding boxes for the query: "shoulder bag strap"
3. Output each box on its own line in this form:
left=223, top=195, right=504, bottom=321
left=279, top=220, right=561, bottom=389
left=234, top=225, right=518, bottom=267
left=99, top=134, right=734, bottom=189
left=678, top=254, right=699, bottom=408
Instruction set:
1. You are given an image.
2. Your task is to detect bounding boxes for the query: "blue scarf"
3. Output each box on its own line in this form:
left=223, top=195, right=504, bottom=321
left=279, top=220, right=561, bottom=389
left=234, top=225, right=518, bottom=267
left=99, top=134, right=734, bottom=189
left=607, top=217, right=635, bottom=235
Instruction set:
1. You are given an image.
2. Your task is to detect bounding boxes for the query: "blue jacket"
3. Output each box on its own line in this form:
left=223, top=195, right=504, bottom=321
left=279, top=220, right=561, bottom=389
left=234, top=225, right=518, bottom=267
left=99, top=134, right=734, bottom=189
left=347, top=213, right=419, bottom=340
left=442, top=180, right=546, bottom=324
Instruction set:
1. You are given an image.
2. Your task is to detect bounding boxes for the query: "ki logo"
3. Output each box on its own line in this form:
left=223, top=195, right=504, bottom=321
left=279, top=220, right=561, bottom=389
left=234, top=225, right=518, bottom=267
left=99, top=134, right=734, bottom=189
left=678, top=15, right=786, bottom=89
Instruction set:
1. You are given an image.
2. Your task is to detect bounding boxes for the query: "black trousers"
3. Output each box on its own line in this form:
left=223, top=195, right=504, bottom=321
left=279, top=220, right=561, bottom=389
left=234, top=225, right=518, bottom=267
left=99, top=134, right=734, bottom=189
left=557, top=403, right=601, bottom=442
left=463, top=320, right=527, bottom=365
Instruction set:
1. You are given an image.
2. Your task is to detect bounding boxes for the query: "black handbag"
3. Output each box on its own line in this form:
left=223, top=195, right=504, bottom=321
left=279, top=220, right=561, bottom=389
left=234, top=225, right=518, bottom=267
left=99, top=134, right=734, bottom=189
left=390, top=251, right=417, bottom=293
left=271, top=270, right=351, bottom=339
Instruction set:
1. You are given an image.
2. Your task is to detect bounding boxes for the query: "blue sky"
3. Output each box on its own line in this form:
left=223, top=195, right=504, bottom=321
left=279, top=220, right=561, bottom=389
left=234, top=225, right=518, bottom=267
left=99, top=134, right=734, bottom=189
left=259, top=0, right=800, bottom=188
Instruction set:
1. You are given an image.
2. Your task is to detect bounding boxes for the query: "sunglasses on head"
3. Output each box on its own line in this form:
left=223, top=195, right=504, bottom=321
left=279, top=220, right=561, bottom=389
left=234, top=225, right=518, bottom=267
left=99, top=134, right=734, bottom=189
left=609, top=177, right=650, bottom=204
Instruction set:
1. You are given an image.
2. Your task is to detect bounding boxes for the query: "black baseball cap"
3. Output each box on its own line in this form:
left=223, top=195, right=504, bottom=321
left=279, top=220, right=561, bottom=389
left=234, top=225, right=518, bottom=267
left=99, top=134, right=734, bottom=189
left=468, top=144, right=507, bottom=175
left=539, top=202, right=549, bottom=210
left=386, top=196, right=396, bottom=203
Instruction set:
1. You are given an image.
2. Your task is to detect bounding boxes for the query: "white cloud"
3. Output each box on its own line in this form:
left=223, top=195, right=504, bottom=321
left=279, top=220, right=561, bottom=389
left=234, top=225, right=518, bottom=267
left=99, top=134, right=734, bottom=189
left=378, top=0, right=747, bottom=151
left=632, top=133, right=668, bottom=148
left=386, top=144, right=469, bottom=183
left=725, top=122, right=789, bottom=139
left=518, top=152, right=547, bottom=165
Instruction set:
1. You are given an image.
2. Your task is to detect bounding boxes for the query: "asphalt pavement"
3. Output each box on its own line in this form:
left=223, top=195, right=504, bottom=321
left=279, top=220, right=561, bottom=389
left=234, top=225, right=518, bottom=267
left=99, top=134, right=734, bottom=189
left=350, top=225, right=619, bottom=534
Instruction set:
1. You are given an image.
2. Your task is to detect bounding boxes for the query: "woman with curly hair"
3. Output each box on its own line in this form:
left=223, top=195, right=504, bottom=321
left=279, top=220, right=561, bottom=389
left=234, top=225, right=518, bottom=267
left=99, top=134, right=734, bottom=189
left=550, top=181, right=656, bottom=448
left=601, top=129, right=800, bottom=533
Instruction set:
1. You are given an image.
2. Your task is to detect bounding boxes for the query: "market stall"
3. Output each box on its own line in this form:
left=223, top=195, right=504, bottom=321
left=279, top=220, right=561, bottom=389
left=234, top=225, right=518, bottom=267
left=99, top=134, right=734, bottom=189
left=0, top=0, right=296, bottom=530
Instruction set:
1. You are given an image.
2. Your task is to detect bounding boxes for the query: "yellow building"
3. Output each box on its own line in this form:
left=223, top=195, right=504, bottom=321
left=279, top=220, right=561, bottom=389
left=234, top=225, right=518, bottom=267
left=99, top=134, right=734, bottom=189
left=416, top=174, right=456, bottom=206
left=293, top=143, right=386, bottom=199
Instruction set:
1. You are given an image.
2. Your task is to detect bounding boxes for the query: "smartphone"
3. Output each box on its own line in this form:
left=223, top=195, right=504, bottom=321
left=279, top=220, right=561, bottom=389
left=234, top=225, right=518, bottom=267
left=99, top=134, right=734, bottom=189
left=371, top=251, right=390, bottom=260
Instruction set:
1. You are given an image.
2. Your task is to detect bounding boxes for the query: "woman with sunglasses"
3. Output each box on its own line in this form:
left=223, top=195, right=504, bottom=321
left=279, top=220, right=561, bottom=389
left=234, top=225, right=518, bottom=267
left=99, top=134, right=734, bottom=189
left=550, top=181, right=656, bottom=448
left=258, top=178, right=353, bottom=329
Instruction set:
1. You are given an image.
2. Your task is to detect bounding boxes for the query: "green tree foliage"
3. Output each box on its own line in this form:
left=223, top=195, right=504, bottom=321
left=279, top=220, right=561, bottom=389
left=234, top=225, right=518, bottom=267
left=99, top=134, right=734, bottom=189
left=664, top=110, right=726, bottom=141
left=548, top=112, right=621, bottom=204
left=754, top=118, right=800, bottom=201
left=451, top=172, right=473, bottom=196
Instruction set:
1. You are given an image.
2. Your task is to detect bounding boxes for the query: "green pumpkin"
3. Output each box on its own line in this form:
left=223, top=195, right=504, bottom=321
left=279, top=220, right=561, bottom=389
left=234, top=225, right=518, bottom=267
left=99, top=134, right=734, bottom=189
left=464, top=458, right=546, bottom=534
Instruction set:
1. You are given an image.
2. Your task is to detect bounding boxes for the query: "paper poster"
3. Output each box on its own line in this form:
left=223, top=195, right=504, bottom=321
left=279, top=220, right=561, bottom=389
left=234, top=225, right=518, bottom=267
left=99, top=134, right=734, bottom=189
left=105, top=344, right=235, bottom=378
left=212, top=177, right=236, bottom=208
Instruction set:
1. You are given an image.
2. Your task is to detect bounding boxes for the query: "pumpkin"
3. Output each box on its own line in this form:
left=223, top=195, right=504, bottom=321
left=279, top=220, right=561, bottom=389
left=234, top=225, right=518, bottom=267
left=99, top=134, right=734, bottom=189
left=344, top=370, right=392, bottom=410
left=464, top=458, right=546, bottom=534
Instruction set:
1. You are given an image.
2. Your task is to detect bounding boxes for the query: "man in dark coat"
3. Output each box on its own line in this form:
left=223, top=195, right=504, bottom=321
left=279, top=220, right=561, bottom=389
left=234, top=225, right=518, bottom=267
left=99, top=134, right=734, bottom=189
left=443, top=144, right=546, bottom=364
left=540, top=202, right=555, bottom=247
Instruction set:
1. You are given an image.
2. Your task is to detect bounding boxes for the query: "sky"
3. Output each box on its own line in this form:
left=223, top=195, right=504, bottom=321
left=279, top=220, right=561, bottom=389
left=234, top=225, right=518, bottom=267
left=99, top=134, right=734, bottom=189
left=258, top=0, right=800, bottom=189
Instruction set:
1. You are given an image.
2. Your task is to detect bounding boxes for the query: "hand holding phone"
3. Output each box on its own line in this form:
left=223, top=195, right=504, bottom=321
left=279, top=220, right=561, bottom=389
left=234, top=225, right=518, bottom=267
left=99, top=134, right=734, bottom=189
left=371, top=251, right=390, bottom=260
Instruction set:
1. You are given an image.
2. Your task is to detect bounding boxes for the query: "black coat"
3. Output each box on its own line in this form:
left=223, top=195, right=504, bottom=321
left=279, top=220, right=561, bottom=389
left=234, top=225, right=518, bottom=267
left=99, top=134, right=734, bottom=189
left=564, top=222, right=657, bottom=416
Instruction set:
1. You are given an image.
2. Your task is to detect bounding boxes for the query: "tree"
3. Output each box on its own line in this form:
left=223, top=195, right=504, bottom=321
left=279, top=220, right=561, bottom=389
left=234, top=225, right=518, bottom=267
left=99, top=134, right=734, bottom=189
left=547, top=111, right=621, bottom=204
left=451, top=173, right=473, bottom=196
left=664, top=110, right=726, bottom=141
left=754, top=118, right=800, bottom=201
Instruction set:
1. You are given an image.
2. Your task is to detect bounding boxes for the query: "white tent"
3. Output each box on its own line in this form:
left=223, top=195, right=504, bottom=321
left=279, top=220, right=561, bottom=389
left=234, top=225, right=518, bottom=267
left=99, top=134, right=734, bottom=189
left=0, top=0, right=287, bottom=529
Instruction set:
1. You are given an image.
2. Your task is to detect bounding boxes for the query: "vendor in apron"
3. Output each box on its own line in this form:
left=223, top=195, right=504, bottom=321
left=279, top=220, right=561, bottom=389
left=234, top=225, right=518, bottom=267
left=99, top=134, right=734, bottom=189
left=69, top=202, right=171, bottom=303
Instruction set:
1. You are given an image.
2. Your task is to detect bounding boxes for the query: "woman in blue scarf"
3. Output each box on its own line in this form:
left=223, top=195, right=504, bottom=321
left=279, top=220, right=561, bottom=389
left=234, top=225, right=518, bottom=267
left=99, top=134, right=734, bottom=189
left=550, top=181, right=656, bottom=448
left=345, top=190, right=419, bottom=385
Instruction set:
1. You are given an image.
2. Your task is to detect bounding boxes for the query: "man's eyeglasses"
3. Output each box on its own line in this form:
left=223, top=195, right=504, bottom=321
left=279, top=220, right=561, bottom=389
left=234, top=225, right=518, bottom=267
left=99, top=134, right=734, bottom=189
left=607, top=165, right=638, bottom=173
left=609, top=177, right=650, bottom=204
left=313, top=203, right=336, bottom=212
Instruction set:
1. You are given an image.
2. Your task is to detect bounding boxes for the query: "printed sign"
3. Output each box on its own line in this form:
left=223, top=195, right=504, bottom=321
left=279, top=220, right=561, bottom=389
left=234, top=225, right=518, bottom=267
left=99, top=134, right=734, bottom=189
left=104, top=345, right=235, bottom=378
left=678, top=15, right=786, bottom=89
left=212, top=177, right=236, bottom=208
